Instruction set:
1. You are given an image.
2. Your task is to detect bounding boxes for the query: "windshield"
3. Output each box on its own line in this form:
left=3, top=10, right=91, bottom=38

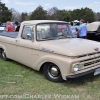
left=36, top=23, right=73, bottom=41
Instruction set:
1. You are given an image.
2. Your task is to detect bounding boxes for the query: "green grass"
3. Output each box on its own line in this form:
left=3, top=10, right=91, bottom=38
left=0, top=58, right=100, bottom=100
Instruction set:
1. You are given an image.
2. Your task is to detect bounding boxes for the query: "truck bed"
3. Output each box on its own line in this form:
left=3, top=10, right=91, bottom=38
left=0, top=32, right=18, bottom=38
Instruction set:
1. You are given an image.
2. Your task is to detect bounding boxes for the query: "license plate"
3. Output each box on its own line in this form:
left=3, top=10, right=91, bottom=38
left=94, top=68, right=100, bottom=76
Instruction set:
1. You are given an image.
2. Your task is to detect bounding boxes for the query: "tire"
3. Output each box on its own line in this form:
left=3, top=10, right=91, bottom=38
left=1, top=49, right=8, bottom=61
left=43, top=63, right=63, bottom=82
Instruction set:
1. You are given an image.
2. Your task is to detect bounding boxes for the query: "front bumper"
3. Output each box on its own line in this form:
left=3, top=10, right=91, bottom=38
left=66, top=67, right=100, bottom=79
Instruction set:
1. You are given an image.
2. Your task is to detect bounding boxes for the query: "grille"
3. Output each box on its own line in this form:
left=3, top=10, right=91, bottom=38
left=80, top=52, right=100, bottom=68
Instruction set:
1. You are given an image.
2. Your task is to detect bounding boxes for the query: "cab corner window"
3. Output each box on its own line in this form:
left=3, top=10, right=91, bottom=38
left=22, top=25, right=34, bottom=40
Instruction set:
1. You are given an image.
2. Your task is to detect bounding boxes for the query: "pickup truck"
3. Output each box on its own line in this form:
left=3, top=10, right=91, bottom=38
left=0, top=20, right=100, bottom=82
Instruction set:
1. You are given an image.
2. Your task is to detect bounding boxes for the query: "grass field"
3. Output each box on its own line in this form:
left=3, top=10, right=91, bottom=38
left=0, top=58, right=100, bottom=100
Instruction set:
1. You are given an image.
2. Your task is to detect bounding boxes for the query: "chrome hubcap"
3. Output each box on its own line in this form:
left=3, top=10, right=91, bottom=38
left=48, top=65, right=60, bottom=79
left=50, top=67, right=59, bottom=76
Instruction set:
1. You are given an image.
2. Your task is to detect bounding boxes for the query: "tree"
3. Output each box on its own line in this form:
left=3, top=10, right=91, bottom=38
left=24, top=12, right=32, bottom=21
left=60, top=10, right=72, bottom=22
left=10, top=8, right=22, bottom=22
left=47, top=7, right=64, bottom=20
left=21, top=12, right=28, bottom=21
left=30, top=5, right=47, bottom=20
left=71, top=8, right=95, bottom=23
left=0, top=2, right=12, bottom=23
left=95, top=12, right=100, bottom=21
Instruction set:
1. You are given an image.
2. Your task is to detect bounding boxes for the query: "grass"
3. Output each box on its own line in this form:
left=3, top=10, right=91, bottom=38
left=0, top=58, right=100, bottom=100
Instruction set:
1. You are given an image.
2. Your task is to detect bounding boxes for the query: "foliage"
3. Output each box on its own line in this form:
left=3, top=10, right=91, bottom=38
left=30, top=5, right=47, bottom=20
left=0, top=2, right=12, bottom=23
left=47, top=7, right=64, bottom=20
left=60, top=10, right=72, bottom=22
left=29, top=6, right=95, bottom=23
left=95, top=12, right=100, bottom=21
left=21, top=12, right=28, bottom=21
left=10, top=8, right=22, bottom=22
left=71, top=8, right=95, bottom=23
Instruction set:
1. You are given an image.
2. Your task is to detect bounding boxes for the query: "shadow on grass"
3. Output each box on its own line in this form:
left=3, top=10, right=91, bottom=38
left=62, top=75, right=100, bottom=88
left=5, top=59, right=43, bottom=75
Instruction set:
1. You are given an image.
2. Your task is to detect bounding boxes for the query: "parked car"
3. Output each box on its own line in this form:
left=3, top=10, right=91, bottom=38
left=87, top=22, right=100, bottom=41
left=0, top=26, right=5, bottom=32
left=1, top=22, right=21, bottom=29
left=58, top=25, right=67, bottom=32
left=0, top=20, right=100, bottom=82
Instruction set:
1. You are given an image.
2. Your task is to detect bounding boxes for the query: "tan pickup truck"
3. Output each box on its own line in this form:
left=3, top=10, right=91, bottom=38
left=0, top=20, right=100, bottom=82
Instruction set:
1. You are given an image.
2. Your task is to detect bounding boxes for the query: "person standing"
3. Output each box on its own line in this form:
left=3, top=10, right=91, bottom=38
left=14, top=21, right=20, bottom=32
left=70, top=22, right=77, bottom=38
left=6, top=21, right=13, bottom=32
left=77, top=19, right=87, bottom=39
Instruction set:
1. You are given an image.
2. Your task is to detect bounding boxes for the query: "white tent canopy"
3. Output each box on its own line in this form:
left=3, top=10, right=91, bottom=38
left=73, top=20, right=79, bottom=23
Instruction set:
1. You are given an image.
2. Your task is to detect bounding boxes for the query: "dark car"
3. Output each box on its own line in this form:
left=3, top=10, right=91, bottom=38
left=87, top=22, right=100, bottom=42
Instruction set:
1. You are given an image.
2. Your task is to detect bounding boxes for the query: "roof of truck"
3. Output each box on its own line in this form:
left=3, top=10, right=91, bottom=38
left=22, top=20, right=68, bottom=25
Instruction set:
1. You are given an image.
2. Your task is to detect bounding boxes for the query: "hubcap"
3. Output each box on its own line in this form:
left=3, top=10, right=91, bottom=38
left=48, top=65, right=60, bottom=79
left=50, top=67, right=59, bottom=76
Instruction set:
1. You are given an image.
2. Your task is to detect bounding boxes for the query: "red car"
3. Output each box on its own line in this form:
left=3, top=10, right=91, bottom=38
left=58, top=25, right=67, bottom=31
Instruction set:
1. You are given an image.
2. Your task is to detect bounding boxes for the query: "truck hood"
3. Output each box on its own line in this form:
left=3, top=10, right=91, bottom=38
left=39, top=38, right=100, bottom=57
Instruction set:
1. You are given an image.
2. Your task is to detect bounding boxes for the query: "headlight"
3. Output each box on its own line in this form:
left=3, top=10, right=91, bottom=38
left=73, top=64, right=79, bottom=72
left=72, top=63, right=84, bottom=72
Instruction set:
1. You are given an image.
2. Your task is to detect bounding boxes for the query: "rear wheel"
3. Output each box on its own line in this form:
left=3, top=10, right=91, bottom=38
left=1, top=49, right=8, bottom=61
left=43, top=63, right=63, bottom=82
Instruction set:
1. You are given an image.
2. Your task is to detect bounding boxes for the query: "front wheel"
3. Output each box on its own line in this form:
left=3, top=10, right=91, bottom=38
left=43, top=63, right=63, bottom=82
left=1, top=49, right=8, bottom=61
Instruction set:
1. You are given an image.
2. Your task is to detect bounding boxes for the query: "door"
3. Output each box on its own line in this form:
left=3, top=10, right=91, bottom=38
left=15, top=25, right=34, bottom=67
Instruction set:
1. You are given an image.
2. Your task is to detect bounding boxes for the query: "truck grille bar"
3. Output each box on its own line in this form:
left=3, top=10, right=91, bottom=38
left=79, top=52, right=100, bottom=68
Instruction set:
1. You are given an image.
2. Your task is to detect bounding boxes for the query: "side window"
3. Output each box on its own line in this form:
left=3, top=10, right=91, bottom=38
left=22, top=25, right=34, bottom=40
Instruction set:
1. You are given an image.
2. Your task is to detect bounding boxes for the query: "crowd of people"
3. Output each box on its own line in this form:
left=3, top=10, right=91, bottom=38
left=70, top=19, right=88, bottom=39
left=5, top=20, right=87, bottom=39
left=5, top=21, right=20, bottom=32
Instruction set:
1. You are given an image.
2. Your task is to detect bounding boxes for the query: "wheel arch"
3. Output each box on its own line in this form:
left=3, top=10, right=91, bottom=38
left=35, top=59, right=60, bottom=72
left=0, top=45, right=6, bottom=52
left=0, top=45, right=7, bottom=55
left=40, top=62, right=55, bottom=72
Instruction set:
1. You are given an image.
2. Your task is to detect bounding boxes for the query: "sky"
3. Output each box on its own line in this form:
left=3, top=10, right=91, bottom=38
left=1, top=0, right=100, bottom=13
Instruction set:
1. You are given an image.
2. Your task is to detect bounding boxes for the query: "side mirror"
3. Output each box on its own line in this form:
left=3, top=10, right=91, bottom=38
left=27, top=33, right=32, bottom=40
